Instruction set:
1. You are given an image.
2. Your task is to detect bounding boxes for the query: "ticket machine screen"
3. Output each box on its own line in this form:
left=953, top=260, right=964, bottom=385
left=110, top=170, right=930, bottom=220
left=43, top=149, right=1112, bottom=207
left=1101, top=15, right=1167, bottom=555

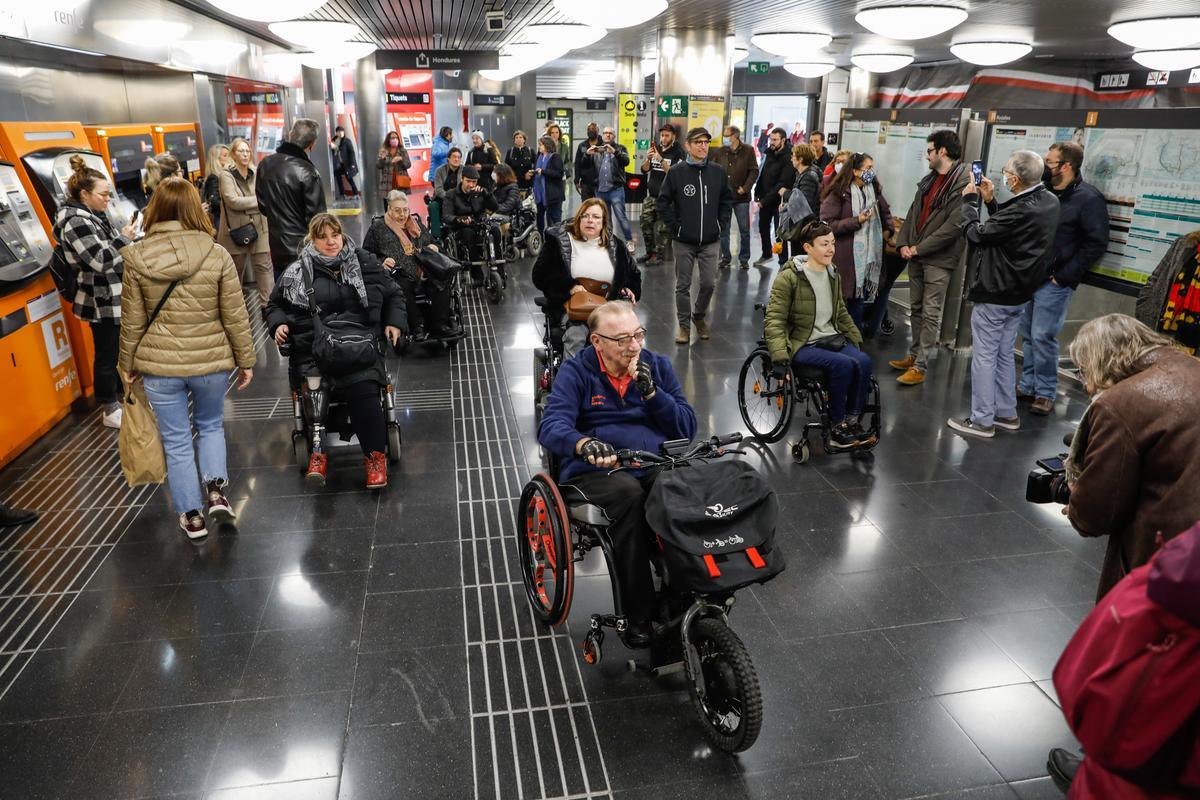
left=22, top=148, right=137, bottom=231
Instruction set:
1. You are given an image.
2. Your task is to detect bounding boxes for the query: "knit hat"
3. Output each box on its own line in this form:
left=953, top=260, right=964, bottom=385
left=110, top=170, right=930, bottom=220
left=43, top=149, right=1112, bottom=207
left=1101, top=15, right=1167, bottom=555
left=461, top=165, right=480, bottom=180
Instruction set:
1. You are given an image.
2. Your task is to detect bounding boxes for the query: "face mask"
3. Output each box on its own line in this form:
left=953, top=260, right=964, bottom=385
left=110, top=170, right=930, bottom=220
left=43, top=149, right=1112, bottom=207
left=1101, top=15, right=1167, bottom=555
left=833, top=162, right=843, bottom=174
left=861, top=169, right=875, bottom=184
left=721, top=136, right=732, bottom=147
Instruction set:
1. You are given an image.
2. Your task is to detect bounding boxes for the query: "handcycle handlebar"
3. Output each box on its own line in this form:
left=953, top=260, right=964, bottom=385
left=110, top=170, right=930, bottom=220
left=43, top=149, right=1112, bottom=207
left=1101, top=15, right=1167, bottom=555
left=610, top=433, right=745, bottom=472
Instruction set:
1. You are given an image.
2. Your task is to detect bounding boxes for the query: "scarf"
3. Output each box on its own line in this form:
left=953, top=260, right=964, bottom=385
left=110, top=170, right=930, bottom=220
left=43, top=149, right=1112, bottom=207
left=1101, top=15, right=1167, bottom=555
left=850, top=182, right=884, bottom=301
left=279, top=238, right=367, bottom=310
left=533, top=152, right=550, bottom=204
left=385, top=213, right=421, bottom=256
left=686, top=154, right=707, bottom=166
left=1161, top=241, right=1200, bottom=354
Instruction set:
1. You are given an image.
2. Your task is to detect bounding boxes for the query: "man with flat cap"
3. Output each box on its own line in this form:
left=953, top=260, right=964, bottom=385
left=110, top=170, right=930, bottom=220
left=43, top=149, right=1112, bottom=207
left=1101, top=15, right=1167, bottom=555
left=657, top=126, right=734, bottom=344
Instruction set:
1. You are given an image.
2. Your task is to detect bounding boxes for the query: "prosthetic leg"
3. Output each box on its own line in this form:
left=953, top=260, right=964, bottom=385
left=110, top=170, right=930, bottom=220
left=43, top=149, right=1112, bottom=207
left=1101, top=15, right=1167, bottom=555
left=302, top=376, right=330, bottom=487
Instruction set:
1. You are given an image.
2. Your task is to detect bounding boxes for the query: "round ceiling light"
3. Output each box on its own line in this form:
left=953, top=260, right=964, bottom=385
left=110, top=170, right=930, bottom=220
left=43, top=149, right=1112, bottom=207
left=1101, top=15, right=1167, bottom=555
left=205, top=0, right=329, bottom=23
left=524, top=23, right=607, bottom=49
left=751, top=32, right=833, bottom=56
left=268, top=21, right=360, bottom=48
left=783, top=59, right=837, bottom=78
left=554, top=0, right=668, bottom=29
left=1108, top=17, right=1200, bottom=50
left=855, top=3, right=968, bottom=40
left=1132, top=48, right=1200, bottom=71
left=850, top=51, right=914, bottom=72
left=297, top=42, right=377, bottom=69
left=950, top=41, right=1033, bottom=65
left=731, top=46, right=750, bottom=63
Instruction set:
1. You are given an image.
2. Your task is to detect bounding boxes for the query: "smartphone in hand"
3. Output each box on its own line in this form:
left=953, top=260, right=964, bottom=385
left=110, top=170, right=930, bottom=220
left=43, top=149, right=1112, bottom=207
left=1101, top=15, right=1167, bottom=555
left=971, top=160, right=984, bottom=186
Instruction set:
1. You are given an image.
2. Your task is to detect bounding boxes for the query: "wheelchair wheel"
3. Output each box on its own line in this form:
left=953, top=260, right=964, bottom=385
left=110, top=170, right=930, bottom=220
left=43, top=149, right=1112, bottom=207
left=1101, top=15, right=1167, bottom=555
left=686, top=617, right=763, bottom=753
left=485, top=270, right=503, bottom=304
left=292, top=432, right=309, bottom=472
left=738, top=348, right=793, bottom=443
left=516, top=474, right=574, bottom=626
left=525, top=229, right=543, bottom=258
left=503, top=243, right=519, bottom=262
left=386, top=422, right=402, bottom=463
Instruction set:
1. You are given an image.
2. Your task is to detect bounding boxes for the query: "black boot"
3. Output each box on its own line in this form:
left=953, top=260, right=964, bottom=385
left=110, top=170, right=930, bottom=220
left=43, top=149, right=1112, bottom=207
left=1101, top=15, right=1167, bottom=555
left=0, top=502, right=37, bottom=528
left=1047, top=747, right=1081, bottom=795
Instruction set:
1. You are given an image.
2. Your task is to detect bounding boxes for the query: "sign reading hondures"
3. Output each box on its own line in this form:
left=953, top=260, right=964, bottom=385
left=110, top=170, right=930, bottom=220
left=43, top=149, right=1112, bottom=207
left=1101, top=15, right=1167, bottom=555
left=375, top=50, right=500, bottom=70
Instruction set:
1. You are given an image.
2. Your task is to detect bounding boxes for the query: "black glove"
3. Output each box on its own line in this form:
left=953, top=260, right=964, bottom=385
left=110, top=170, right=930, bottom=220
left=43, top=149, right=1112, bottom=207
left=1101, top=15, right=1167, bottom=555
left=635, top=360, right=655, bottom=399
left=580, top=438, right=615, bottom=464
left=771, top=362, right=789, bottom=381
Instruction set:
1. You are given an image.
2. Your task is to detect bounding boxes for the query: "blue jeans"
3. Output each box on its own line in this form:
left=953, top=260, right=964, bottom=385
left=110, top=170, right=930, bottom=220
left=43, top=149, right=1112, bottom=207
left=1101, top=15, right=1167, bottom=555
left=720, top=202, right=752, bottom=264
left=791, top=342, right=873, bottom=423
left=536, top=201, right=562, bottom=234
left=598, top=187, right=632, bottom=241
left=1018, top=281, right=1074, bottom=401
left=970, top=303, right=1024, bottom=427
left=844, top=297, right=865, bottom=332
left=143, top=372, right=229, bottom=514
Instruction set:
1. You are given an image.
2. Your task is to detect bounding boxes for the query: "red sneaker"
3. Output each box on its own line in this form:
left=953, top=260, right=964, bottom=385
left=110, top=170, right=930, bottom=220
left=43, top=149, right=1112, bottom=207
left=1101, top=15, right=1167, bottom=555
left=306, top=452, right=328, bottom=488
left=365, top=451, right=387, bottom=489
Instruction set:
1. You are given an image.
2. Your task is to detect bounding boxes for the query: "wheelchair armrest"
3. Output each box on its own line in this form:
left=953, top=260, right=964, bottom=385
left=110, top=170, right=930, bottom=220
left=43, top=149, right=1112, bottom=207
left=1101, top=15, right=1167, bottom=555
left=568, top=503, right=610, bottom=526
left=534, top=296, right=547, bottom=308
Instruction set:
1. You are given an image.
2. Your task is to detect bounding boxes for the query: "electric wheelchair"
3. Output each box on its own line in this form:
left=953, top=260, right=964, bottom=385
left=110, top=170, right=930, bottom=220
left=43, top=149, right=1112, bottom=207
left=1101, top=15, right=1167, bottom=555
left=442, top=217, right=507, bottom=304
left=517, top=433, right=782, bottom=753
left=737, top=302, right=882, bottom=463
left=500, top=193, right=543, bottom=262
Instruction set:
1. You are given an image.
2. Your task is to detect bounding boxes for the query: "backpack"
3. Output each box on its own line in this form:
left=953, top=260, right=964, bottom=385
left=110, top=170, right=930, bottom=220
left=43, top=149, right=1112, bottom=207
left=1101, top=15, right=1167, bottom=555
left=1053, top=522, right=1200, bottom=794
left=644, top=459, right=785, bottom=593
left=47, top=243, right=77, bottom=303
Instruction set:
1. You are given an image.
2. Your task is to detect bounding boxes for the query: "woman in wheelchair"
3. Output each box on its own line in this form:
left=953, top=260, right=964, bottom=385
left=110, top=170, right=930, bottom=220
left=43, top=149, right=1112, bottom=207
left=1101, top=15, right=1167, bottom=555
left=531, top=198, right=641, bottom=359
left=266, top=213, right=406, bottom=489
left=362, top=190, right=454, bottom=339
left=492, top=164, right=522, bottom=219
left=765, top=220, right=876, bottom=450
left=538, top=301, right=697, bottom=646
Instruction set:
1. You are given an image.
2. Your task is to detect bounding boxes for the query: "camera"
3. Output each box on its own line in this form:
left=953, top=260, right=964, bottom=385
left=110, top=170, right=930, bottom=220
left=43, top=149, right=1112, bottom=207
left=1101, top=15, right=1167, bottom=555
left=1026, top=453, right=1071, bottom=504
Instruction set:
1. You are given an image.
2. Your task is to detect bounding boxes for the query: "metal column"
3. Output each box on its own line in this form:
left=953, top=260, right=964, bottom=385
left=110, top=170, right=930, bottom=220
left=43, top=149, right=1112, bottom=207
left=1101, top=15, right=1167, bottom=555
left=353, top=56, right=386, bottom=217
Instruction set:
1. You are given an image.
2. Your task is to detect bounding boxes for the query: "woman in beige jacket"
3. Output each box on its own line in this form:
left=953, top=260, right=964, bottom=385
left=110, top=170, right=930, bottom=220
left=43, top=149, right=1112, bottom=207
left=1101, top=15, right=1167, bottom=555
left=218, top=137, right=273, bottom=308
left=119, top=177, right=256, bottom=540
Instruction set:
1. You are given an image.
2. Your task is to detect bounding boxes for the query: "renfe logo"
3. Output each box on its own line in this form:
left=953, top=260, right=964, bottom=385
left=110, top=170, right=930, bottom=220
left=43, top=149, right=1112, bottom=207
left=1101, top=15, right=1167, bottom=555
left=705, top=502, right=738, bottom=518
left=703, top=534, right=745, bottom=549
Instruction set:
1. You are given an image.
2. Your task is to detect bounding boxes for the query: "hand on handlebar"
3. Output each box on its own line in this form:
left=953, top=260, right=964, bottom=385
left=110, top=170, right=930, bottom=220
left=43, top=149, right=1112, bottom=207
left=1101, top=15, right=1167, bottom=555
left=384, top=326, right=403, bottom=346
left=579, top=438, right=618, bottom=468
left=274, top=324, right=289, bottom=345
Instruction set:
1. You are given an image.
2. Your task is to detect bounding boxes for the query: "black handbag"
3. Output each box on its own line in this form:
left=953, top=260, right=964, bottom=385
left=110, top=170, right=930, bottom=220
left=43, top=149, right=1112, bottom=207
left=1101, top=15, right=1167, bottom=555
left=228, top=220, right=258, bottom=248
left=414, top=247, right=459, bottom=283
left=810, top=334, right=847, bottom=352
left=303, top=264, right=379, bottom=376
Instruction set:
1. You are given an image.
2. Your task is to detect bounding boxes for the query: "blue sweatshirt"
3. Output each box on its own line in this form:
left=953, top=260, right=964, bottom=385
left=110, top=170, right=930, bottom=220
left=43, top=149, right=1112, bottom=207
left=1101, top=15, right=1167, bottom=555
left=538, top=346, right=698, bottom=482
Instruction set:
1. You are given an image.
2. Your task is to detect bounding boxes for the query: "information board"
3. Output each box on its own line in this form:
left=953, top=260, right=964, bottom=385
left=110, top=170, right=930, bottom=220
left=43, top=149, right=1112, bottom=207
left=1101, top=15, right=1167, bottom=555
left=984, top=108, right=1200, bottom=291
left=618, top=93, right=651, bottom=176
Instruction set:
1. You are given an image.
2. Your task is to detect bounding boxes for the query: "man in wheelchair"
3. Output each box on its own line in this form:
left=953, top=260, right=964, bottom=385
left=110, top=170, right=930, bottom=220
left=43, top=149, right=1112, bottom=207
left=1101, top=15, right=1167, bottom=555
left=766, top=220, right=876, bottom=450
left=444, top=164, right=500, bottom=284
left=538, top=300, right=698, bottom=646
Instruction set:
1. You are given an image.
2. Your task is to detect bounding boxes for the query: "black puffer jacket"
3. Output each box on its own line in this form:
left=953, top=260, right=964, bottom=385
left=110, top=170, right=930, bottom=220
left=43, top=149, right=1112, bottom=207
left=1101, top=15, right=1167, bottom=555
left=754, top=145, right=796, bottom=202
left=264, top=248, right=406, bottom=387
left=255, top=142, right=326, bottom=263
left=445, top=186, right=498, bottom=225
left=962, top=186, right=1060, bottom=306
left=532, top=225, right=642, bottom=312
left=657, top=161, right=734, bottom=246
left=494, top=183, right=522, bottom=217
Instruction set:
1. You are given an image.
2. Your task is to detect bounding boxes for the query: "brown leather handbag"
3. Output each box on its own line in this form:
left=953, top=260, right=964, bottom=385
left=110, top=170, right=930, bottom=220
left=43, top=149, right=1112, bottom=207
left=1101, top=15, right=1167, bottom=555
left=565, top=277, right=611, bottom=322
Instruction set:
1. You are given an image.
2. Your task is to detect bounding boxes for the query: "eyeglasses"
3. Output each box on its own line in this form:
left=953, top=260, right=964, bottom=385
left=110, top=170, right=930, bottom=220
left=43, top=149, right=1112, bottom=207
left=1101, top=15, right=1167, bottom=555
left=89, top=190, right=112, bottom=198
left=580, top=212, right=604, bottom=222
left=593, top=328, right=646, bottom=346
left=1044, top=158, right=1062, bottom=167
left=926, top=147, right=936, bottom=154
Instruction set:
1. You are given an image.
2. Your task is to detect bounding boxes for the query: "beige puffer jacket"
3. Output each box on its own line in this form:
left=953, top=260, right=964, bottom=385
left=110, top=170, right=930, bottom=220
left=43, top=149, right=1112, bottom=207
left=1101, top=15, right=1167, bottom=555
left=118, top=221, right=256, bottom=377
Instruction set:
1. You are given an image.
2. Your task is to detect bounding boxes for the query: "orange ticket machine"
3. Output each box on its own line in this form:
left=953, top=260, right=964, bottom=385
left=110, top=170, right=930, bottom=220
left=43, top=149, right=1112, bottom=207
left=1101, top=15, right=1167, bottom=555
left=153, top=123, right=203, bottom=182
left=0, top=160, right=80, bottom=468
left=84, top=124, right=154, bottom=210
left=0, top=122, right=137, bottom=400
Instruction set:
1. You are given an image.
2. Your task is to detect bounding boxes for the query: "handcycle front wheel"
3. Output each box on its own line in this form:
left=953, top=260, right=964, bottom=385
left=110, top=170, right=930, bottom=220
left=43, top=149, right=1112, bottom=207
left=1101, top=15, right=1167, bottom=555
left=516, top=474, right=574, bottom=626
left=737, top=348, right=794, bottom=443
left=485, top=270, right=503, bottom=304
left=686, top=616, right=763, bottom=753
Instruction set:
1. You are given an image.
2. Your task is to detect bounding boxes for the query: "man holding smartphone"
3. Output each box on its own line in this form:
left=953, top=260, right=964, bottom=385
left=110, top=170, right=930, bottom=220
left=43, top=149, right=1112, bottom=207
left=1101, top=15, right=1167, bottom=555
left=640, top=124, right=686, bottom=265
left=590, top=126, right=634, bottom=252
left=891, top=130, right=971, bottom=386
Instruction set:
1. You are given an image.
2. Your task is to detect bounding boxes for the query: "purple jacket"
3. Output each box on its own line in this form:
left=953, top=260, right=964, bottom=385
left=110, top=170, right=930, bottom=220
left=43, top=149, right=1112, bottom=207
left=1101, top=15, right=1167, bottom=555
left=819, top=183, right=893, bottom=300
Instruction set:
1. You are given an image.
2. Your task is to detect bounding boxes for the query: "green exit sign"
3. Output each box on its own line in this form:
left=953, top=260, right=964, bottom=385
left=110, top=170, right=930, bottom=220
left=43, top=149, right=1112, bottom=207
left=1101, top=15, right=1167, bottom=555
left=749, top=61, right=769, bottom=75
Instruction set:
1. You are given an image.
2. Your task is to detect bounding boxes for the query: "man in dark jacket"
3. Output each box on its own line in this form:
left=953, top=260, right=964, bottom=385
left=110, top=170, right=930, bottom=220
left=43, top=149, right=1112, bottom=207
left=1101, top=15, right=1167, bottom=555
left=591, top=126, right=633, bottom=249
left=573, top=123, right=601, bottom=200
left=330, top=126, right=358, bottom=198
left=257, top=118, right=327, bottom=277
left=890, top=129, right=971, bottom=385
left=657, top=127, right=734, bottom=344
left=710, top=125, right=759, bottom=269
left=538, top=300, right=697, bottom=646
left=639, top=123, right=687, bottom=265
left=1018, top=141, right=1110, bottom=415
left=445, top=165, right=499, bottom=283
left=808, top=131, right=833, bottom=173
left=754, top=128, right=796, bottom=266
left=948, top=150, right=1060, bottom=439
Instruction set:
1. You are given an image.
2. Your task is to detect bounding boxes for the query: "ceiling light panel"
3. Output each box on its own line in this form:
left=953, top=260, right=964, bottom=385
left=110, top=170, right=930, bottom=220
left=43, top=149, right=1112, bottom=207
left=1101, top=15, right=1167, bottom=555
left=950, top=41, right=1033, bottom=65
left=1132, top=48, right=1200, bottom=71
left=554, top=0, right=667, bottom=30
left=1108, top=17, right=1200, bottom=50
left=268, top=21, right=360, bottom=48
left=855, top=3, right=968, bottom=40
left=751, top=32, right=833, bottom=56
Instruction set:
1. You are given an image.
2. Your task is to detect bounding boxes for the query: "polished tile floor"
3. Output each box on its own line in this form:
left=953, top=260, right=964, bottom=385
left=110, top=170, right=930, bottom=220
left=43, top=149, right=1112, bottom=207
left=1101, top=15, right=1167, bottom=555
left=0, top=215, right=1098, bottom=799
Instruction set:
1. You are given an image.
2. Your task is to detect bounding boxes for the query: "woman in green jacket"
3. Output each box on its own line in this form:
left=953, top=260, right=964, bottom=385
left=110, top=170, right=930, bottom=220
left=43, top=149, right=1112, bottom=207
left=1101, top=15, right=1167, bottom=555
left=765, top=220, right=875, bottom=449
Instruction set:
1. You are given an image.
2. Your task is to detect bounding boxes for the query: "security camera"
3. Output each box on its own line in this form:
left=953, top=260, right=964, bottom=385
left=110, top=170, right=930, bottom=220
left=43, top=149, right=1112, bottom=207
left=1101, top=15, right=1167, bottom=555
left=486, top=12, right=505, bottom=31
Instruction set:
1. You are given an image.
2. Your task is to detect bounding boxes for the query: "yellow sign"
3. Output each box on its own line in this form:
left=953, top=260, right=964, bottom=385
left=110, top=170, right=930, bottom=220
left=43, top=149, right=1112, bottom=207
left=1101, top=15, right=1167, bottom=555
left=618, top=92, right=651, bottom=174
left=688, top=97, right=726, bottom=139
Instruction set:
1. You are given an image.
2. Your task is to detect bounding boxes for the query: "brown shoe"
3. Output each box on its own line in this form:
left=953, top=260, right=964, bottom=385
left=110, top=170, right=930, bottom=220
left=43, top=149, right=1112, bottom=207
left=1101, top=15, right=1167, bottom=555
left=897, top=367, right=925, bottom=386
left=675, top=326, right=690, bottom=344
left=889, top=355, right=915, bottom=371
left=694, top=319, right=711, bottom=339
left=1030, top=397, right=1054, bottom=416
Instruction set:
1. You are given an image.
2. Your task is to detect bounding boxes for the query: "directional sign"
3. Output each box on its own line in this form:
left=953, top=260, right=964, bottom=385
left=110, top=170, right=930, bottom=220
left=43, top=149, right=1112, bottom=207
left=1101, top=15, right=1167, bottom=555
left=749, top=61, right=769, bottom=75
left=657, top=95, right=688, bottom=117
left=375, top=50, right=499, bottom=70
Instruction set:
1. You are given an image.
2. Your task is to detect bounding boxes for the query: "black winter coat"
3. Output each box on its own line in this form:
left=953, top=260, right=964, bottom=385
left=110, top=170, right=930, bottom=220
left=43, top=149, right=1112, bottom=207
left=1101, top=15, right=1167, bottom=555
left=494, top=183, right=522, bottom=217
left=962, top=186, right=1061, bottom=306
left=574, top=139, right=600, bottom=188
left=445, top=186, right=499, bottom=225
left=255, top=142, right=326, bottom=263
left=755, top=145, right=796, bottom=202
left=657, top=161, right=734, bottom=246
left=532, top=225, right=642, bottom=313
left=466, top=145, right=498, bottom=189
left=789, top=166, right=821, bottom=221
left=506, top=145, right=534, bottom=189
left=1047, top=178, right=1110, bottom=288
left=264, top=248, right=406, bottom=387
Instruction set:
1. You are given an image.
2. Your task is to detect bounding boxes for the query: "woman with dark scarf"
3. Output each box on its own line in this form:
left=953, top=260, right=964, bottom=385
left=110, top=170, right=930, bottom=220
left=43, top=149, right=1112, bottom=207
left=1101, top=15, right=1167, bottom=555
left=362, top=190, right=454, bottom=339
left=266, top=213, right=407, bottom=490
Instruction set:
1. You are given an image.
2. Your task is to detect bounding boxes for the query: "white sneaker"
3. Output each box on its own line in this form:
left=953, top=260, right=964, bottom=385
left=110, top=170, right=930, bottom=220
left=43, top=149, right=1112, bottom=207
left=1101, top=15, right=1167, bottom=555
left=102, top=406, right=123, bottom=429
left=179, top=510, right=209, bottom=540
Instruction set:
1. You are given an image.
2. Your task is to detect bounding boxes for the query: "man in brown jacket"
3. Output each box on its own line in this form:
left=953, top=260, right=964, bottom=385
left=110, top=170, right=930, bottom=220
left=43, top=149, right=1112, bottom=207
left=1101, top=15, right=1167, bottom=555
left=710, top=125, right=759, bottom=270
left=889, top=129, right=970, bottom=386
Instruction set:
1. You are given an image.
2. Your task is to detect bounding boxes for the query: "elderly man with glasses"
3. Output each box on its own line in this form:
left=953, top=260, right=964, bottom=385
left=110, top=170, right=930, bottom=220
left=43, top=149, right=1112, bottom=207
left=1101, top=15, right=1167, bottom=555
left=588, top=126, right=635, bottom=252
left=538, top=300, right=698, bottom=647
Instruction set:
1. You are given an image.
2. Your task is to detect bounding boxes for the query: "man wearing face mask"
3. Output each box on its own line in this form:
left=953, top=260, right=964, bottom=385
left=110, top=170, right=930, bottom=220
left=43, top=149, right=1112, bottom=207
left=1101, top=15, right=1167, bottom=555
left=710, top=125, right=759, bottom=269
left=891, top=130, right=971, bottom=386
left=753, top=128, right=797, bottom=266
left=574, top=123, right=601, bottom=200
left=1017, top=141, right=1109, bottom=416
left=538, top=300, right=698, bottom=647
left=640, top=123, right=687, bottom=266
left=947, top=150, right=1059, bottom=440
left=590, top=126, right=634, bottom=252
